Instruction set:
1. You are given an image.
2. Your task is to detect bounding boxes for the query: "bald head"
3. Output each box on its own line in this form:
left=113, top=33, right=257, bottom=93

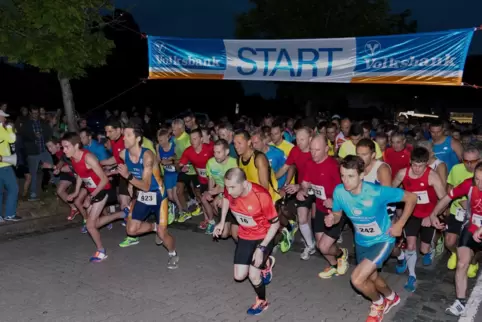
left=310, top=134, right=329, bottom=163
left=224, top=167, right=246, bottom=184
left=341, top=118, right=351, bottom=136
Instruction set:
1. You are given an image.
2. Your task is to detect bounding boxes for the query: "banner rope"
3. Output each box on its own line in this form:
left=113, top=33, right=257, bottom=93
left=462, top=82, right=482, bottom=89
left=85, top=79, right=146, bottom=115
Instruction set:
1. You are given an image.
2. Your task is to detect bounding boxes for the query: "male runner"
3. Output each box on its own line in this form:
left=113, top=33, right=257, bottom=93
left=430, top=162, right=482, bottom=316
left=202, top=139, right=237, bottom=235
left=297, top=135, right=348, bottom=278
left=118, top=123, right=179, bottom=269
left=326, top=155, right=417, bottom=322
left=391, top=147, right=446, bottom=292
left=62, top=132, right=124, bottom=262
left=213, top=168, right=278, bottom=316
left=356, top=139, right=392, bottom=186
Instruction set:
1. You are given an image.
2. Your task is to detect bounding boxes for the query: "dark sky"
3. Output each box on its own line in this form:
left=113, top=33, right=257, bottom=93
left=115, top=0, right=482, bottom=96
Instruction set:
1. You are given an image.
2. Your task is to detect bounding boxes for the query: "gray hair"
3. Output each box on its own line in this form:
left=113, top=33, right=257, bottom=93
left=464, top=142, right=482, bottom=156
left=416, top=140, right=433, bottom=151
left=172, top=118, right=185, bottom=128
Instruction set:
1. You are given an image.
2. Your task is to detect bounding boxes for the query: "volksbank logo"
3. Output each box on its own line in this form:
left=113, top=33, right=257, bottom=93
left=363, top=40, right=457, bottom=69
left=153, top=43, right=222, bottom=69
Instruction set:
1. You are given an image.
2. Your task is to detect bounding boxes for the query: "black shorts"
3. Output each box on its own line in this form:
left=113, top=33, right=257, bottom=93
left=200, top=183, right=208, bottom=193
left=91, top=188, right=118, bottom=205
left=118, top=176, right=130, bottom=196
left=445, top=214, right=464, bottom=235
left=404, top=216, right=436, bottom=244
left=219, top=207, right=237, bottom=225
left=15, top=165, right=29, bottom=178
left=458, top=227, right=482, bottom=252
left=313, top=209, right=346, bottom=239
left=295, top=194, right=315, bottom=209
left=177, top=172, right=200, bottom=188
left=234, top=238, right=274, bottom=268
left=59, top=172, right=76, bottom=184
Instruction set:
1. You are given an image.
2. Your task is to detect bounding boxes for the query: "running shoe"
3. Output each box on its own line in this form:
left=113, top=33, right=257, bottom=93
left=447, top=252, right=457, bottom=270
left=177, top=211, right=192, bottom=223
left=404, top=276, right=416, bottom=293
left=300, top=246, right=316, bottom=260
left=205, top=221, right=215, bottom=235
left=422, top=251, right=434, bottom=266
left=445, top=299, right=466, bottom=317
left=119, top=237, right=139, bottom=248
left=366, top=301, right=386, bottom=322
left=67, top=208, right=79, bottom=221
left=435, top=235, right=445, bottom=257
left=247, top=297, right=268, bottom=316
left=395, top=258, right=407, bottom=274
left=318, top=266, right=338, bottom=279
left=280, top=227, right=292, bottom=253
left=89, top=250, right=108, bottom=263
left=198, top=219, right=208, bottom=230
left=336, top=248, right=349, bottom=275
left=468, top=262, right=479, bottom=278
left=167, top=253, right=179, bottom=269
left=384, top=293, right=401, bottom=314
left=261, top=256, right=276, bottom=285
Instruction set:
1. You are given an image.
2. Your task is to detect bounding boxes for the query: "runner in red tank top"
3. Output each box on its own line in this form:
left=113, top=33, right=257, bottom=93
left=62, top=132, right=126, bottom=263
left=384, top=132, right=412, bottom=179
left=429, top=163, right=482, bottom=316
left=213, top=168, right=279, bottom=316
left=392, top=147, right=446, bottom=292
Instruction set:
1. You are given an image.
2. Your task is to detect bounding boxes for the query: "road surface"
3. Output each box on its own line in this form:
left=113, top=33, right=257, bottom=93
left=0, top=224, right=478, bottom=322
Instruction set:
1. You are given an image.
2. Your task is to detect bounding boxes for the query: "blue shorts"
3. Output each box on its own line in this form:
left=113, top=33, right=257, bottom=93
left=356, top=242, right=394, bottom=269
left=163, top=173, right=178, bottom=190
left=129, top=190, right=168, bottom=226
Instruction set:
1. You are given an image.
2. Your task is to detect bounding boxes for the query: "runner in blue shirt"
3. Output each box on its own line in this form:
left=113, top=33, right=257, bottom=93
left=80, top=128, right=110, bottom=161
left=326, top=155, right=417, bottom=322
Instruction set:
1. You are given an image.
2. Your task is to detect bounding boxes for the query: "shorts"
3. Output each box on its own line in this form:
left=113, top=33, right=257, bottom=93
left=164, top=173, right=178, bottom=190
left=356, top=241, right=394, bottom=269
left=219, top=207, right=237, bottom=225
left=445, top=214, right=464, bottom=235
left=129, top=190, right=168, bottom=226
left=234, top=238, right=274, bottom=268
left=295, top=194, right=315, bottom=209
left=313, top=209, right=346, bottom=239
left=59, top=172, right=76, bottom=184
left=118, top=176, right=130, bottom=196
left=404, top=216, right=436, bottom=245
left=91, top=188, right=118, bottom=205
left=177, top=172, right=200, bottom=188
left=458, top=227, right=482, bottom=252
left=199, top=183, right=208, bottom=193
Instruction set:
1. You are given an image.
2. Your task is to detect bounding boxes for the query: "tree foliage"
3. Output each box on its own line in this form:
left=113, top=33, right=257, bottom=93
left=0, top=0, right=115, bottom=79
left=236, top=0, right=417, bottom=39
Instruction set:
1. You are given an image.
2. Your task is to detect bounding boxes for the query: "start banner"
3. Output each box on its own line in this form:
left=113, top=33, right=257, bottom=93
left=147, top=29, right=475, bottom=86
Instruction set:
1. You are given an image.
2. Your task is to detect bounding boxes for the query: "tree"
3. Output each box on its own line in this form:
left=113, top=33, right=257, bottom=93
left=0, top=0, right=115, bottom=130
left=236, top=0, right=417, bottom=115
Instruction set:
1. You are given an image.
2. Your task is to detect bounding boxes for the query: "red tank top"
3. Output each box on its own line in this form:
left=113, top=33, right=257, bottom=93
left=402, top=167, right=437, bottom=218
left=71, top=150, right=111, bottom=193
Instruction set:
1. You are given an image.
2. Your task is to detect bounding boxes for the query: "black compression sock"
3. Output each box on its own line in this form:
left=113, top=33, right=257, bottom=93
left=253, top=282, right=266, bottom=300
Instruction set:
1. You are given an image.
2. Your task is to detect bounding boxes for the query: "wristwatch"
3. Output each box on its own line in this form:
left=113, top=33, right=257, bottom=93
left=127, top=173, right=134, bottom=181
left=257, top=245, right=268, bottom=253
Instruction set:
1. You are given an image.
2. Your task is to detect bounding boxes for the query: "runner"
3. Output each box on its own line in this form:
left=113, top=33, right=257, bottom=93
left=297, top=134, right=348, bottom=278
left=202, top=139, right=237, bottom=236
left=213, top=168, right=278, bottom=316
left=118, top=123, right=179, bottom=269
left=61, top=132, right=124, bottom=262
left=391, top=147, right=446, bottom=292
left=356, top=139, right=392, bottom=186
left=429, top=162, right=482, bottom=316
left=326, top=155, right=417, bottom=322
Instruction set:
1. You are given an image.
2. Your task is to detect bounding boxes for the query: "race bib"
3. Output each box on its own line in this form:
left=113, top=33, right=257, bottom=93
left=311, top=184, right=327, bottom=200
left=455, top=207, right=466, bottom=222
left=137, top=191, right=157, bottom=205
left=82, top=177, right=97, bottom=189
left=472, top=213, right=482, bottom=227
left=197, top=168, right=207, bottom=178
left=232, top=210, right=257, bottom=227
left=163, top=164, right=175, bottom=172
left=355, top=222, right=382, bottom=237
left=414, top=191, right=429, bottom=204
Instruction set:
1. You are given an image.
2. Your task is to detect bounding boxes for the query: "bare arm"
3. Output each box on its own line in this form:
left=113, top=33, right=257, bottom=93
left=392, top=169, right=405, bottom=188
left=397, top=191, right=417, bottom=227
left=100, top=156, right=117, bottom=166
left=451, top=139, right=463, bottom=161
left=255, top=153, right=271, bottom=191
left=378, top=164, right=392, bottom=187
left=436, top=162, right=448, bottom=188
left=85, top=154, right=109, bottom=197
left=429, top=170, right=447, bottom=200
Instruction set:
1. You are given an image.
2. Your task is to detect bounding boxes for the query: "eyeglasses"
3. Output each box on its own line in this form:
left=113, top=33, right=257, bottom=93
left=463, top=159, right=480, bottom=166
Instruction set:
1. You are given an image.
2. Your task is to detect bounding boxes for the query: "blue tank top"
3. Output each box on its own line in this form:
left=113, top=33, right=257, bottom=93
left=432, top=136, right=459, bottom=173
left=158, top=143, right=177, bottom=175
left=125, top=148, right=159, bottom=191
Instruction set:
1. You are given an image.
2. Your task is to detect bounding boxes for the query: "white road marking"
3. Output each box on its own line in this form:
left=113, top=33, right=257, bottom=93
left=460, top=272, right=482, bottom=322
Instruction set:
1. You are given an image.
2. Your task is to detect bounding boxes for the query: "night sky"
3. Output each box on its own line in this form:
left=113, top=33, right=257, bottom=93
left=115, top=0, right=482, bottom=96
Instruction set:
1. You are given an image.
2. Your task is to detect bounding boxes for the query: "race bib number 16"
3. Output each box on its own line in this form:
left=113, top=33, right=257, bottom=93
left=232, top=211, right=257, bottom=227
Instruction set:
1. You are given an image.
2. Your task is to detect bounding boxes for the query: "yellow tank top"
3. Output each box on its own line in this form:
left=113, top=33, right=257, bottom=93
left=238, top=151, right=281, bottom=203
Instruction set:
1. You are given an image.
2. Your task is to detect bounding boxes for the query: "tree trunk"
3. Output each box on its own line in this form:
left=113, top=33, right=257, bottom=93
left=58, top=74, right=78, bottom=132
